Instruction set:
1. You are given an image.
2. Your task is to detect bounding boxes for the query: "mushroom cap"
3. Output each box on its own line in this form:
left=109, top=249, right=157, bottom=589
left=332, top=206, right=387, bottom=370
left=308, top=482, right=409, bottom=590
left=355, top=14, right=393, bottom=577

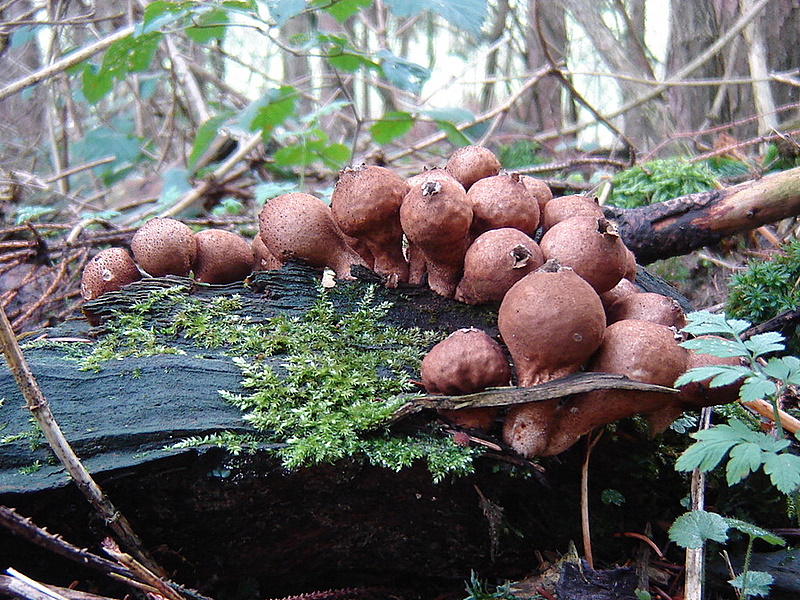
left=497, top=264, right=606, bottom=387
left=539, top=216, right=628, bottom=294
left=540, top=194, right=604, bottom=231
left=330, top=164, right=409, bottom=284
left=259, top=192, right=367, bottom=279
left=454, top=228, right=544, bottom=305
left=131, top=217, right=197, bottom=277
left=445, top=145, right=501, bottom=190
left=606, top=291, right=687, bottom=329
left=81, top=247, right=141, bottom=300
left=599, top=277, right=640, bottom=311
left=193, top=229, right=254, bottom=284
left=251, top=233, right=283, bottom=271
left=466, top=173, right=540, bottom=237
left=406, top=167, right=465, bottom=192
left=519, top=175, right=553, bottom=214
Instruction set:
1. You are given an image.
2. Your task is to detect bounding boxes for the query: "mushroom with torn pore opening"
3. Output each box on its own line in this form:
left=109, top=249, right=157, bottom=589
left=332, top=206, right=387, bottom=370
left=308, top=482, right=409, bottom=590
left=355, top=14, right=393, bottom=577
left=330, top=164, right=409, bottom=287
left=539, top=216, right=629, bottom=294
left=454, top=227, right=544, bottom=305
left=131, top=217, right=197, bottom=277
left=498, top=260, right=606, bottom=457
left=466, top=172, right=540, bottom=238
left=193, top=229, right=254, bottom=284
left=420, top=328, right=511, bottom=431
left=258, top=192, right=368, bottom=280
left=400, top=178, right=473, bottom=298
left=80, top=247, right=141, bottom=301
left=445, top=145, right=501, bottom=190
left=540, top=194, right=604, bottom=232
left=606, top=291, right=687, bottom=329
left=543, top=319, right=689, bottom=456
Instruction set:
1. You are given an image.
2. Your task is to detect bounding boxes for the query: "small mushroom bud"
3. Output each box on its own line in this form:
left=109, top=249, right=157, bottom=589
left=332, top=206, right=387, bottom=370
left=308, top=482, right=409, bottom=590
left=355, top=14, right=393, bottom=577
left=606, top=291, right=686, bottom=329
left=454, top=228, right=544, bottom=305
left=519, top=175, right=553, bottom=215
left=466, top=173, right=540, bottom=238
left=499, top=261, right=606, bottom=457
left=400, top=179, right=473, bottom=297
left=131, top=217, right=197, bottom=277
left=543, top=319, right=689, bottom=455
left=193, top=229, right=254, bottom=284
left=258, top=192, right=367, bottom=280
left=539, top=216, right=629, bottom=294
left=445, top=145, right=501, bottom=190
left=251, top=234, right=283, bottom=271
left=540, top=194, right=604, bottom=231
left=81, top=247, right=141, bottom=300
left=599, top=278, right=640, bottom=311
left=331, top=164, right=410, bottom=286
left=420, top=328, right=511, bottom=431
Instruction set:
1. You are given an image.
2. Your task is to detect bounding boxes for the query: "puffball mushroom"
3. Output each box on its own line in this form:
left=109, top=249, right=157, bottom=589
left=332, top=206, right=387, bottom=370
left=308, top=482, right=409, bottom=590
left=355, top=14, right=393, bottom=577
left=406, top=167, right=465, bottom=191
left=400, top=179, right=473, bottom=297
left=543, top=319, right=689, bottom=456
left=420, top=328, right=511, bottom=431
left=258, top=192, right=368, bottom=280
left=606, top=291, right=687, bottom=329
left=131, top=217, right=197, bottom=277
left=330, top=164, right=409, bottom=287
left=251, top=233, right=283, bottom=271
left=519, top=175, right=553, bottom=215
left=539, top=216, right=629, bottom=294
left=540, top=194, right=604, bottom=231
left=599, top=277, right=639, bottom=311
left=193, top=229, right=254, bottom=284
left=81, top=247, right=141, bottom=300
left=445, top=145, right=501, bottom=190
left=454, top=228, right=544, bottom=305
left=498, top=261, right=606, bottom=457
left=466, top=173, right=540, bottom=238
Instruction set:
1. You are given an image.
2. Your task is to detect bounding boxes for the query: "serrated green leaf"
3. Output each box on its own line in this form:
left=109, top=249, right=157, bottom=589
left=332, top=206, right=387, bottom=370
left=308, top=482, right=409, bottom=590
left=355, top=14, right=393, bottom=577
left=675, top=437, right=737, bottom=473
left=188, top=113, right=233, bottom=169
left=709, top=366, right=751, bottom=388
left=739, top=376, right=776, bottom=403
left=370, top=111, right=415, bottom=144
left=729, top=571, right=774, bottom=598
left=724, top=518, right=785, bottom=546
left=674, top=366, right=738, bottom=388
left=744, top=331, right=785, bottom=358
left=668, top=510, right=729, bottom=549
left=726, top=442, right=764, bottom=486
left=763, top=452, right=800, bottom=494
left=680, top=336, right=748, bottom=358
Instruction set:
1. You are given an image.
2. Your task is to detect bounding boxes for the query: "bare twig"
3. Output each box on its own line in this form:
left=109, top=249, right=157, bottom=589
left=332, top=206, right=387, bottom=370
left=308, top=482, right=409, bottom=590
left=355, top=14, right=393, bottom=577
left=684, top=407, right=713, bottom=600
left=580, top=428, right=603, bottom=570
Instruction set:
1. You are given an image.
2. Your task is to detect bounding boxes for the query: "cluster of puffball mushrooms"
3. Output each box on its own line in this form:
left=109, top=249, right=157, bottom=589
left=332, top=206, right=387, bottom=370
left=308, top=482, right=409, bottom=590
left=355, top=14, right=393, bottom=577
left=81, top=145, right=743, bottom=459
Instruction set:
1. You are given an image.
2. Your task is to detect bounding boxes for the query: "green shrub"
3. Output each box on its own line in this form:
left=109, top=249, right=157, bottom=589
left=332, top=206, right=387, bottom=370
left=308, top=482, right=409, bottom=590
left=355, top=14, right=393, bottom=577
left=607, top=158, right=717, bottom=209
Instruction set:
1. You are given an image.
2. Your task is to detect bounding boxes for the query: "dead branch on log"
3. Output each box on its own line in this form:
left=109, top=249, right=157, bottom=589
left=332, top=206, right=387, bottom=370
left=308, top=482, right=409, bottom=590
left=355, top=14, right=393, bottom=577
left=606, top=165, right=800, bottom=264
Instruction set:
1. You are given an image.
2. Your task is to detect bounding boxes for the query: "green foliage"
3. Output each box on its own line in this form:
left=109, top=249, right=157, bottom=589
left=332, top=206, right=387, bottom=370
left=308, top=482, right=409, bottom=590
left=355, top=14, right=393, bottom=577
left=727, top=239, right=800, bottom=352
left=669, top=509, right=730, bottom=549
left=762, top=143, right=800, bottom=173
left=496, top=139, right=545, bottom=170
left=462, top=571, right=516, bottom=600
left=170, top=431, right=267, bottom=455
left=606, top=158, right=717, bottom=209
left=729, top=571, right=774, bottom=598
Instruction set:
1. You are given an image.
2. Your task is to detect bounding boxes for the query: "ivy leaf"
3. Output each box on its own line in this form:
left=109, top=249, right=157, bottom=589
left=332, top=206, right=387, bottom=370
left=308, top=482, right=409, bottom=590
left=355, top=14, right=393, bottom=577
left=725, top=442, right=764, bottom=486
left=680, top=336, right=748, bottom=358
left=724, top=518, right=785, bottom=546
left=739, top=376, right=776, bottom=403
left=743, top=331, right=785, bottom=358
left=669, top=510, right=729, bottom=549
left=763, top=452, right=800, bottom=494
left=370, top=111, right=415, bottom=144
left=729, top=571, right=774, bottom=598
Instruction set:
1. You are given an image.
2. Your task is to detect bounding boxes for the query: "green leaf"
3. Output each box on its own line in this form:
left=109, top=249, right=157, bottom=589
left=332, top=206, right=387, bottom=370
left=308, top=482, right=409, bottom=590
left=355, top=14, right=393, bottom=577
left=186, top=7, right=230, bottom=42
left=318, top=143, right=351, bottom=169
left=81, top=64, right=114, bottom=104
left=383, top=0, right=489, bottom=36
left=709, top=366, right=752, bottom=388
left=157, top=167, right=192, bottom=207
left=739, top=376, right=776, bottom=403
left=142, top=1, right=190, bottom=34
left=320, top=0, right=371, bottom=22
left=729, top=571, right=774, bottom=598
left=600, top=489, right=625, bottom=506
left=370, top=111, right=415, bottom=144
left=103, top=31, right=161, bottom=74
left=743, top=331, right=785, bottom=358
left=254, top=181, right=299, bottom=204
left=725, top=442, right=764, bottom=486
left=267, top=0, right=306, bottom=25
left=14, top=205, right=56, bottom=225
left=763, top=452, right=800, bottom=494
left=674, top=365, right=745, bottom=388
left=675, top=436, right=737, bottom=473
left=762, top=355, right=800, bottom=384
left=375, top=49, right=430, bottom=94
left=668, top=510, right=729, bottom=549
left=188, top=113, right=233, bottom=169
left=724, top=518, right=785, bottom=546
left=435, top=121, right=472, bottom=146
left=680, top=336, right=748, bottom=358
left=241, top=86, right=297, bottom=139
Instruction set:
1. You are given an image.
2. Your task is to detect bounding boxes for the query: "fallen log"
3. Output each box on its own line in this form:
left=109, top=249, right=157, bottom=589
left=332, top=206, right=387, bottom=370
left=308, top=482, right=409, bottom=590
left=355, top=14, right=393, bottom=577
left=605, top=165, right=800, bottom=264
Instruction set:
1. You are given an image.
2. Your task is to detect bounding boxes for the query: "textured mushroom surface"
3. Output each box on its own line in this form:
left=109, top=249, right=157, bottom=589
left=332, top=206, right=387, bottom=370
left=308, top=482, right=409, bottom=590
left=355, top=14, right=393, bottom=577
left=131, top=217, right=197, bottom=277
left=193, top=229, right=254, bottom=284
left=80, top=247, right=141, bottom=300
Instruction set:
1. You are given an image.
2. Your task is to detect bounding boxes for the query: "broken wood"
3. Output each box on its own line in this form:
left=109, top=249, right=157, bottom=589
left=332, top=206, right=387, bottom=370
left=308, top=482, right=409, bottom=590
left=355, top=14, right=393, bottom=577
left=606, top=165, right=800, bottom=264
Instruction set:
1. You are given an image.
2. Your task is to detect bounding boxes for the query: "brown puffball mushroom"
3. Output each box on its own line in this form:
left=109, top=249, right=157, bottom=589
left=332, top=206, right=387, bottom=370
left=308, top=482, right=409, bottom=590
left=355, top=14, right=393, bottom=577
left=519, top=175, right=553, bottom=215
left=454, top=228, right=544, bottom=305
left=193, top=229, right=254, bottom=284
left=251, top=233, right=283, bottom=271
left=606, top=291, right=687, bottom=329
left=420, top=328, right=511, bottom=431
left=622, top=246, right=638, bottom=281
left=258, top=192, right=368, bottom=280
left=540, top=194, right=604, bottom=231
left=599, top=277, right=640, bottom=311
left=406, top=167, right=465, bottom=192
left=466, top=172, right=540, bottom=238
left=81, top=247, right=141, bottom=301
left=131, top=217, right=197, bottom=277
left=330, top=164, right=409, bottom=287
left=539, top=216, right=629, bottom=294
left=499, top=261, right=607, bottom=458
left=400, top=179, right=473, bottom=297
left=543, top=319, right=689, bottom=456
left=445, top=145, right=501, bottom=190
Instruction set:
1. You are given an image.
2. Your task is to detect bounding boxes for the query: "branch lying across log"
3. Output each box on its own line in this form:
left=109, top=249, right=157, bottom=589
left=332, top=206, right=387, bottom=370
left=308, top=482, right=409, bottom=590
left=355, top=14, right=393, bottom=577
left=606, top=165, right=800, bottom=264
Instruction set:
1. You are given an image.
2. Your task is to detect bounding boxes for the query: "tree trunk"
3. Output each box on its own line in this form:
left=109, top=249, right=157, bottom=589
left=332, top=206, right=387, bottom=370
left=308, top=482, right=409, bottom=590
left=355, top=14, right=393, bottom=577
left=606, top=165, right=800, bottom=263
